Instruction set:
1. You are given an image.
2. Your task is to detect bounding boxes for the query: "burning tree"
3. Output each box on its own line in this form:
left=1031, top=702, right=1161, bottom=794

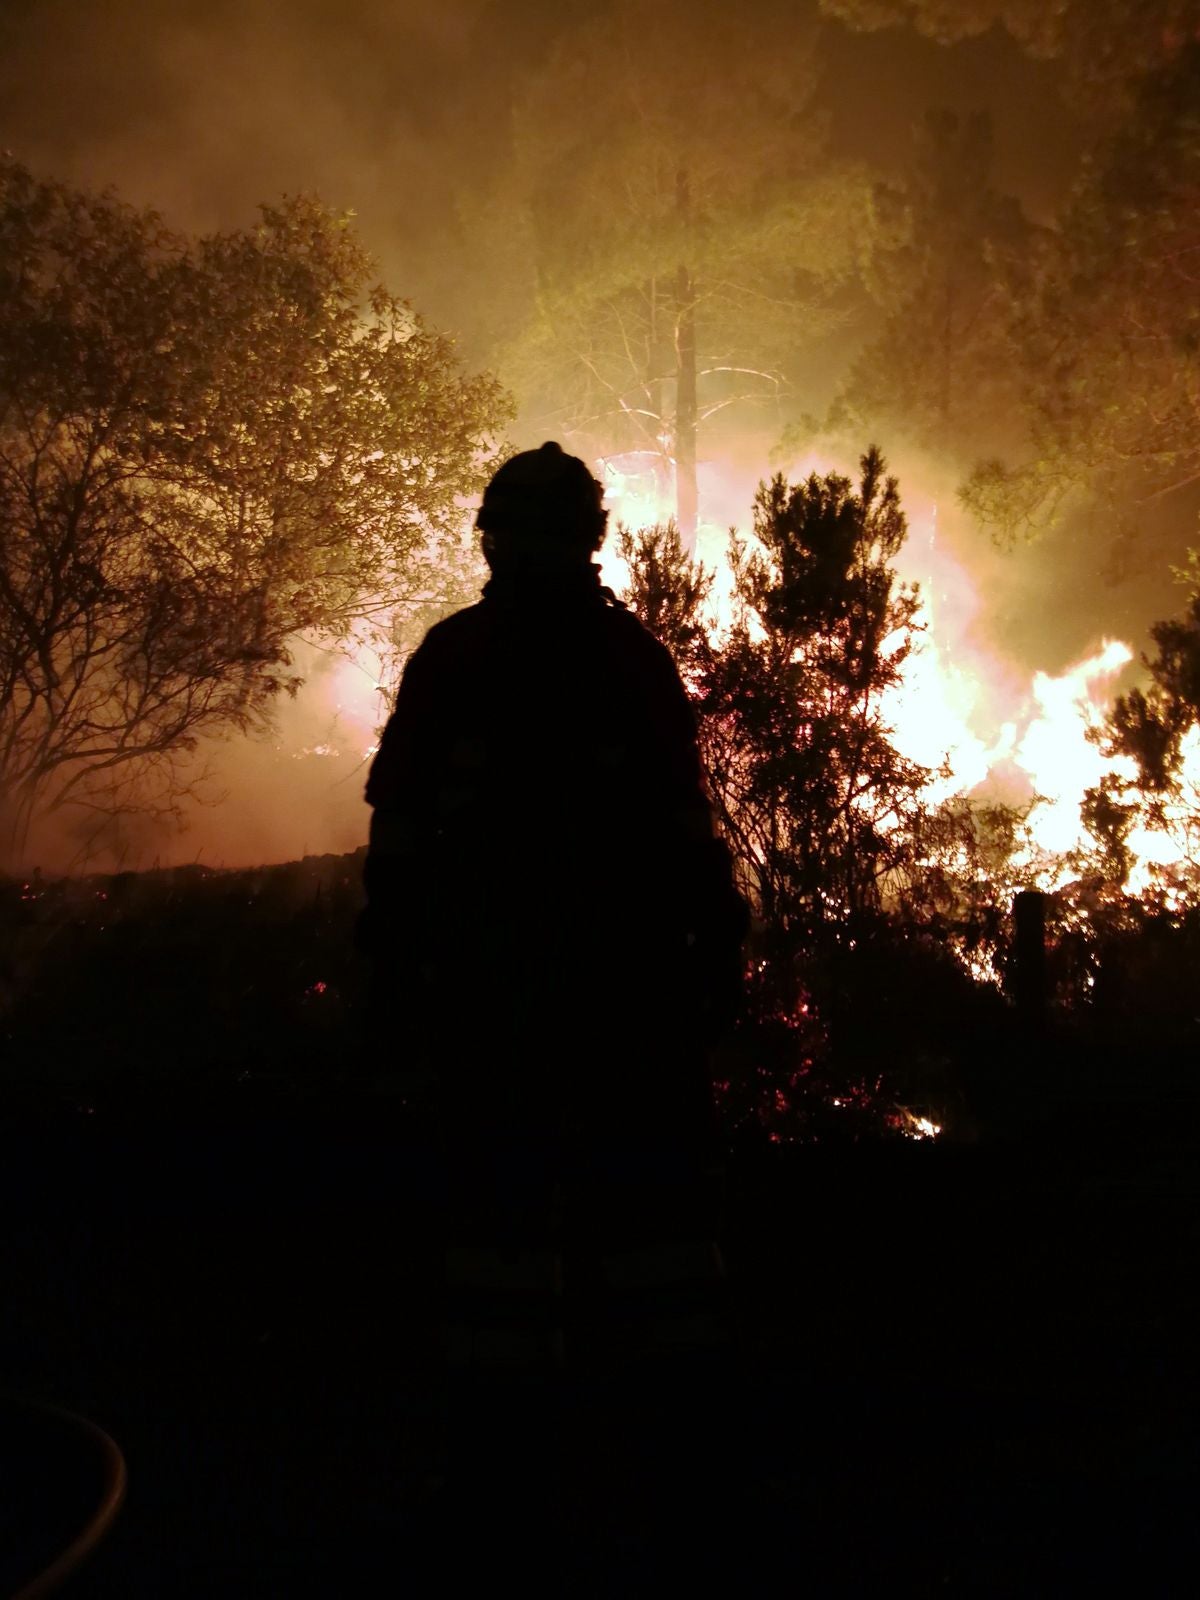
left=699, top=451, right=932, bottom=938
left=620, top=449, right=991, bottom=1138
left=0, top=161, right=510, bottom=862
left=615, top=521, right=714, bottom=673
left=467, top=0, right=870, bottom=544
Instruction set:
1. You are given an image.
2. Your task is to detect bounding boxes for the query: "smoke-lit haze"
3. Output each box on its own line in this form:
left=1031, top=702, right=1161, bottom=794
left=2, top=0, right=1190, bottom=869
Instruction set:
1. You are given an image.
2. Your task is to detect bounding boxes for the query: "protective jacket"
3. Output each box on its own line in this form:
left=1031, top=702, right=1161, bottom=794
left=361, top=562, right=745, bottom=1138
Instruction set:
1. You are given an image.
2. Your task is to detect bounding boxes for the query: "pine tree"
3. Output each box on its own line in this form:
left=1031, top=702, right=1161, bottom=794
left=699, top=449, right=930, bottom=937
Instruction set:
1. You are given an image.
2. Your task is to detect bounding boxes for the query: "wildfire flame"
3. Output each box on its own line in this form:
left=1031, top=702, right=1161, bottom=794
left=275, top=451, right=1200, bottom=1145
left=308, top=452, right=1195, bottom=916
left=594, top=452, right=1198, bottom=903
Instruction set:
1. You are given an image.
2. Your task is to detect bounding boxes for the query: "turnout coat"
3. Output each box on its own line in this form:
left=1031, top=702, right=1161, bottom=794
left=360, top=563, right=744, bottom=1143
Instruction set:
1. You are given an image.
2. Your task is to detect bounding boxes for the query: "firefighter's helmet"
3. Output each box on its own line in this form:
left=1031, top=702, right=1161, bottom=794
left=476, top=441, right=607, bottom=556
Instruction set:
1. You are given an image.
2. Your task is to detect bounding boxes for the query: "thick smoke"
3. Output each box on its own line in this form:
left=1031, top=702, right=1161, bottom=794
left=0, top=1, right=488, bottom=292
left=0, top=1, right=1187, bottom=870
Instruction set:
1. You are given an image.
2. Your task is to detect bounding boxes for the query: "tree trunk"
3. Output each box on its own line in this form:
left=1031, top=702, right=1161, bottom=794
left=674, top=168, right=698, bottom=551
left=647, top=274, right=670, bottom=511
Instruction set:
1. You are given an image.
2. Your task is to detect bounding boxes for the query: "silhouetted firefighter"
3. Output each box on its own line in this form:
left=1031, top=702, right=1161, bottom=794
left=360, top=442, right=746, bottom=1494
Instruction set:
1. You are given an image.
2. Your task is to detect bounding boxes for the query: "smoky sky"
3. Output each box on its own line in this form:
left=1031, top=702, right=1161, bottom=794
left=0, top=0, right=1155, bottom=655
left=0, top=1, right=484, bottom=272
left=0, top=0, right=1159, bottom=656
left=1, top=0, right=1081, bottom=328
left=0, top=0, right=1169, bottom=868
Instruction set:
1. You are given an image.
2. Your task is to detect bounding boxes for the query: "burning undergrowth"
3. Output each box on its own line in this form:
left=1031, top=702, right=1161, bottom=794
left=2, top=847, right=1197, bottom=1139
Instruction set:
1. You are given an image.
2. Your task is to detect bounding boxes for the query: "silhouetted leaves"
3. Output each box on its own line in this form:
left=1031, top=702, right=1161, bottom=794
left=0, top=161, right=511, bottom=860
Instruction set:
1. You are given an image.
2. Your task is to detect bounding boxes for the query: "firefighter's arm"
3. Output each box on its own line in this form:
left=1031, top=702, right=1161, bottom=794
left=357, top=643, right=437, bottom=966
left=356, top=647, right=445, bottom=1106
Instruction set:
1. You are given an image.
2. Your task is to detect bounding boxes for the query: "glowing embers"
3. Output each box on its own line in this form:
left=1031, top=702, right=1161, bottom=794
left=891, top=1110, right=943, bottom=1141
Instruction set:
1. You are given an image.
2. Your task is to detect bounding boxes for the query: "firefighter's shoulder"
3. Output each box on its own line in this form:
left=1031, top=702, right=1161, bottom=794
left=418, top=601, right=490, bottom=653
left=603, top=600, right=678, bottom=665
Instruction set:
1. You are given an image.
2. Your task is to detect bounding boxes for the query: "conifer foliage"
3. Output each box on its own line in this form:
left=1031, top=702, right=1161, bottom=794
left=619, top=451, right=964, bottom=1137
left=622, top=448, right=931, bottom=945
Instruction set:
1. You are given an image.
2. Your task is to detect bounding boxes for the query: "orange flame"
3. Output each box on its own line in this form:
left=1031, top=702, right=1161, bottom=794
left=595, top=452, right=1199, bottom=899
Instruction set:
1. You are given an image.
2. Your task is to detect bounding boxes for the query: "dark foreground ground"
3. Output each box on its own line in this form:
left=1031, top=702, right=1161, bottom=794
left=2, top=855, right=1198, bottom=1593
left=2, top=1101, right=1197, bottom=1597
